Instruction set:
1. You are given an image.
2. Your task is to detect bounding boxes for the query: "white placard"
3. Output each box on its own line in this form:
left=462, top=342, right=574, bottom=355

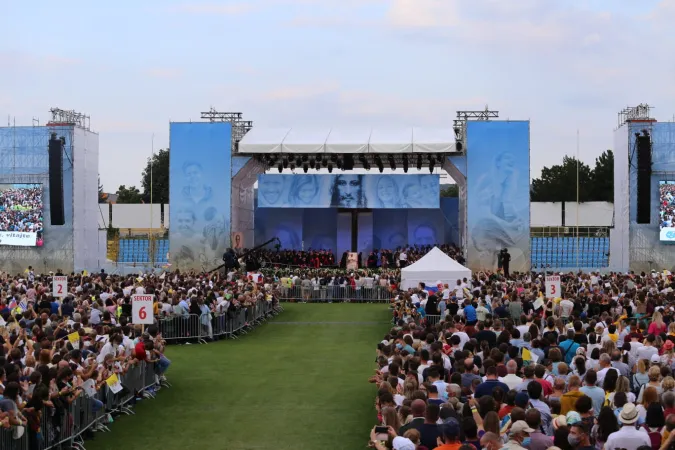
left=545, top=275, right=561, bottom=299
left=0, top=231, right=37, bottom=246
left=132, top=294, right=155, bottom=325
left=53, top=276, right=67, bottom=298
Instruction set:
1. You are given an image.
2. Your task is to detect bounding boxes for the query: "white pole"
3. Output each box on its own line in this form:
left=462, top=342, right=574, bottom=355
left=150, top=134, right=154, bottom=263
left=576, top=129, right=580, bottom=270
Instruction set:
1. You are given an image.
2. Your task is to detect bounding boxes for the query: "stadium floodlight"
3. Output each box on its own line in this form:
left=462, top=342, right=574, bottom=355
left=388, top=155, right=396, bottom=171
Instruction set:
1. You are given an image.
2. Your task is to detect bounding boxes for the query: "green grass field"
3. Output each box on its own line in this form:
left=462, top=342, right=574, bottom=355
left=87, top=303, right=390, bottom=450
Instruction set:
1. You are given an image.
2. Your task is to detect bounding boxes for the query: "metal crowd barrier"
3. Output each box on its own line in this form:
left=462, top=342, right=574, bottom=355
left=0, top=301, right=283, bottom=449
left=0, top=361, right=159, bottom=450
left=276, top=285, right=393, bottom=303
left=157, top=300, right=282, bottom=343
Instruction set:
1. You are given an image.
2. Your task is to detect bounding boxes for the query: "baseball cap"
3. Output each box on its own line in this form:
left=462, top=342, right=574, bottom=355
left=510, top=420, right=535, bottom=434
left=392, top=437, right=416, bottom=450
left=650, top=354, right=661, bottom=364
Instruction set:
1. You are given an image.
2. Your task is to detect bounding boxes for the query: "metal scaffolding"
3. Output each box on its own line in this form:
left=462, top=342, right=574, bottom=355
left=200, top=108, right=253, bottom=146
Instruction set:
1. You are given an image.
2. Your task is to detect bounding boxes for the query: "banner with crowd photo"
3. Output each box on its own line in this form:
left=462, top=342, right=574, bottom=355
left=169, top=122, right=232, bottom=270
left=0, top=183, right=44, bottom=247
left=466, top=121, right=531, bottom=272
left=257, top=174, right=440, bottom=209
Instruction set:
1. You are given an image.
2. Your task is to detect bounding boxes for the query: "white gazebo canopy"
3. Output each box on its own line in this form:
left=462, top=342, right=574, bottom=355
left=400, top=247, right=472, bottom=290
left=237, top=127, right=460, bottom=154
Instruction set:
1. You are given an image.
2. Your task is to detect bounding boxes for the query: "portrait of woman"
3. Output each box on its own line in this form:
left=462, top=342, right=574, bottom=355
left=375, top=176, right=401, bottom=208
left=288, top=175, right=320, bottom=206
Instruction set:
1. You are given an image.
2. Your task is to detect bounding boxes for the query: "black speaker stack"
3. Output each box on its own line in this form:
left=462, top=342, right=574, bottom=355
left=636, top=130, right=652, bottom=224
left=48, top=133, right=65, bottom=226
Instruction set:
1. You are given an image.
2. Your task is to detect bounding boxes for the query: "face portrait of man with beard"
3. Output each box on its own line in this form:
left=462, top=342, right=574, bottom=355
left=330, top=175, right=365, bottom=208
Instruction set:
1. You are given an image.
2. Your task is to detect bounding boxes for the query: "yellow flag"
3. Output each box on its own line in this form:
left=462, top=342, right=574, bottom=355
left=522, top=348, right=532, bottom=361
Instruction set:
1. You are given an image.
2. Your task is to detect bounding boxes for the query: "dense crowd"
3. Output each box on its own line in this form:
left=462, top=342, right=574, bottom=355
left=248, top=244, right=464, bottom=270
left=660, top=183, right=675, bottom=229
left=0, top=267, right=278, bottom=444
left=370, top=270, right=675, bottom=450
left=0, top=186, right=44, bottom=234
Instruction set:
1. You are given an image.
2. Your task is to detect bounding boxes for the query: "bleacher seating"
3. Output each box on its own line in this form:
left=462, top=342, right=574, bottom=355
left=117, top=239, right=169, bottom=264
left=530, top=237, right=609, bottom=270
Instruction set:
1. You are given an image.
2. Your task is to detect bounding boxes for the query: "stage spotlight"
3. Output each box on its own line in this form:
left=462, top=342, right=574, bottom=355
left=359, top=155, right=371, bottom=171
left=290, top=162, right=296, bottom=170
left=321, top=157, right=328, bottom=167
left=402, top=155, right=409, bottom=173
left=374, top=155, right=384, bottom=173
left=388, top=155, right=396, bottom=171
left=282, top=157, right=289, bottom=169
left=295, top=156, right=302, bottom=166
left=428, top=155, right=436, bottom=173
left=336, top=157, right=343, bottom=170
left=302, top=163, right=309, bottom=173
left=277, top=163, right=283, bottom=173
left=327, top=163, right=333, bottom=173
left=416, top=155, right=422, bottom=170
left=309, top=158, right=316, bottom=169
left=456, top=141, right=463, bottom=151
left=343, top=154, right=354, bottom=170
left=453, top=126, right=461, bottom=140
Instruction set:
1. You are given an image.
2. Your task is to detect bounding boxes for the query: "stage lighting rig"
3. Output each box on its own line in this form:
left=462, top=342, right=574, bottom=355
left=321, top=156, right=328, bottom=167
left=402, top=155, right=409, bottom=173
left=282, top=157, right=289, bottom=169
left=302, top=163, right=309, bottom=173
left=416, top=154, right=423, bottom=171
left=428, top=154, right=436, bottom=173
left=359, top=154, right=370, bottom=170
left=374, top=155, right=384, bottom=173
left=388, top=155, right=396, bottom=170
left=327, top=161, right=333, bottom=173
left=277, top=162, right=283, bottom=173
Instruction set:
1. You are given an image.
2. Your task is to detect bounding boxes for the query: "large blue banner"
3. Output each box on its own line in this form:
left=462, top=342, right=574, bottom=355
left=257, top=174, right=439, bottom=208
left=169, top=122, right=231, bottom=270
left=467, top=121, right=530, bottom=272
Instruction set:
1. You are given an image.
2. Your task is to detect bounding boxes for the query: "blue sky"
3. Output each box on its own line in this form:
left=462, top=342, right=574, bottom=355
left=1, top=0, right=674, bottom=191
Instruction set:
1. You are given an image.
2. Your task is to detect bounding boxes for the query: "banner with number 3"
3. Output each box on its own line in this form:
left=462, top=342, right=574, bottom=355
left=545, top=275, right=561, bottom=299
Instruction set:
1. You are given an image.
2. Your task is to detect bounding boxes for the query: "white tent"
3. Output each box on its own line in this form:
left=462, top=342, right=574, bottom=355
left=400, top=247, right=471, bottom=290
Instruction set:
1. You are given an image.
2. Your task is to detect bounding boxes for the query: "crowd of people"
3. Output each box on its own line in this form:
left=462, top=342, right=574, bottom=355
left=370, top=269, right=675, bottom=450
left=660, top=183, right=675, bottom=230
left=0, top=186, right=44, bottom=234
left=0, top=267, right=279, bottom=445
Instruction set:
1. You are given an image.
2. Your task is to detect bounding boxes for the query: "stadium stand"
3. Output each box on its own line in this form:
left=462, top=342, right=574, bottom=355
left=118, top=239, right=169, bottom=264
left=531, top=236, right=609, bottom=269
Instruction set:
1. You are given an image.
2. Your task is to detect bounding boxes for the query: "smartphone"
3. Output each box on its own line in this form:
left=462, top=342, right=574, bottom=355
left=374, top=426, right=388, bottom=441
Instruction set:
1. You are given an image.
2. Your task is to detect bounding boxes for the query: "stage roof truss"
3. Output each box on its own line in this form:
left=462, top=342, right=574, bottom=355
left=236, top=127, right=461, bottom=154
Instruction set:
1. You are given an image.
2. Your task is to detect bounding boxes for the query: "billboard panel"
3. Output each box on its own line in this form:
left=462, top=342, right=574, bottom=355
left=659, top=181, right=675, bottom=241
left=0, top=183, right=43, bottom=246
left=257, top=174, right=439, bottom=208
left=169, top=123, right=231, bottom=269
left=467, top=121, right=530, bottom=272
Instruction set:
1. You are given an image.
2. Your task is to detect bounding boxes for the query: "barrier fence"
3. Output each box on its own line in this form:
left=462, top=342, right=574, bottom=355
left=0, top=301, right=282, bottom=449
left=276, top=285, right=393, bottom=303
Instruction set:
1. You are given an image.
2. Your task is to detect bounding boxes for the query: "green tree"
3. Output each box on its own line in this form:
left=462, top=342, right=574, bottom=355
left=141, top=148, right=169, bottom=204
left=98, top=176, right=106, bottom=203
left=530, top=156, right=594, bottom=202
left=590, top=150, right=614, bottom=202
left=116, top=185, right=143, bottom=203
left=440, top=184, right=459, bottom=197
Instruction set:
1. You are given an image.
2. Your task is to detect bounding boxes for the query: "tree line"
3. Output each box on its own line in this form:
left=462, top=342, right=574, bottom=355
left=101, top=148, right=613, bottom=203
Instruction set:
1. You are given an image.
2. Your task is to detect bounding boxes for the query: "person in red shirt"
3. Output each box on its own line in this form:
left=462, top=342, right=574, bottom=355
left=534, top=365, right=553, bottom=397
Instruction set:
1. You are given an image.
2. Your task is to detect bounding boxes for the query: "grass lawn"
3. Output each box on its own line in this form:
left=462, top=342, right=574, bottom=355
left=87, top=303, right=390, bottom=450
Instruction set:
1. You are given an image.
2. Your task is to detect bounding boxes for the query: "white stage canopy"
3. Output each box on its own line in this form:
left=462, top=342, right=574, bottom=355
left=237, top=127, right=460, bottom=154
left=400, top=247, right=472, bottom=290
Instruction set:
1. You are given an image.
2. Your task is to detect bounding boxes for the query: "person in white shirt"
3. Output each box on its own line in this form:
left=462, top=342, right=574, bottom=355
left=604, top=403, right=651, bottom=450
left=559, top=297, right=574, bottom=319
left=499, top=360, right=523, bottom=390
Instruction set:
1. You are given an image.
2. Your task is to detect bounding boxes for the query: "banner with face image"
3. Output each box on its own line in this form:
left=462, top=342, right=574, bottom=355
left=257, top=174, right=439, bottom=209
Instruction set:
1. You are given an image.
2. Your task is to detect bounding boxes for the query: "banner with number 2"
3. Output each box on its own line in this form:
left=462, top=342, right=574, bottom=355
left=132, top=294, right=155, bottom=325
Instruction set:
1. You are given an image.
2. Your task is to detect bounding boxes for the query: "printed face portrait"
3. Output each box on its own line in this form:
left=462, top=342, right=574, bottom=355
left=377, top=177, right=397, bottom=205
left=184, top=163, right=203, bottom=189
left=333, top=175, right=363, bottom=207
left=495, top=152, right=515, bottom=174
left=420, top=176, right=437, bottom=199
left=414, top=225, right=437, bottom=246
left=175, top=210, right=196, bottom=237
left=261, top=177, right=284, bottom=205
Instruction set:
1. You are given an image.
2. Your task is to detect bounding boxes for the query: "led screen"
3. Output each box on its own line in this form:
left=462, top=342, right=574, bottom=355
left=659, top=181, right=675, bottom=241
left=0, top=183, right=44, bottom=247
left=257, top=174, right=439, bottom=208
